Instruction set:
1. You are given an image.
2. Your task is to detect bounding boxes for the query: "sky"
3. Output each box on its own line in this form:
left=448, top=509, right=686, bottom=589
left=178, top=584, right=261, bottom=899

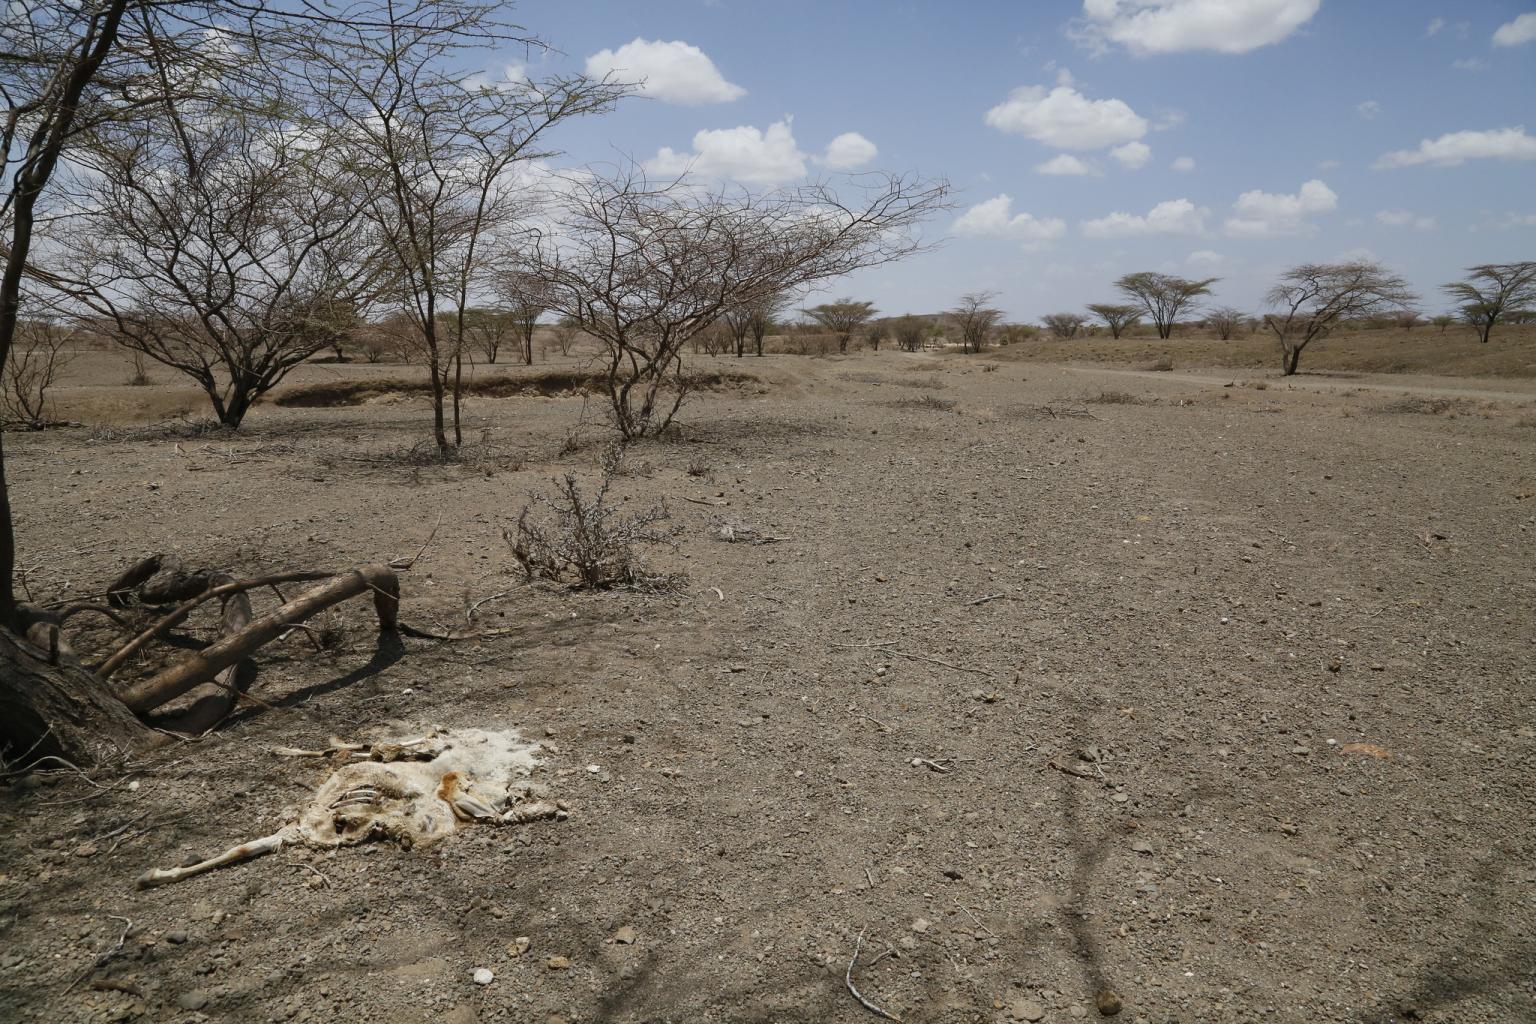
left=496, top=0, right=1534, bottom=321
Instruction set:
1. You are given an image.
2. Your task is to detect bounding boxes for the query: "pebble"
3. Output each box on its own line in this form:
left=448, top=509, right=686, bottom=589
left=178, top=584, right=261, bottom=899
left=1010, top=997, right=1046, bottom=1021
left=611, top=926, right=637, bottom=945
left=1130, top=841, right=1154, bottom=855
left=472, top=968, right=494, bottom=985
left=507, top=936, right=531, bottom=957
left=1070, top=1005, right=1088, bottom=1018
left=1095, top=988, right=1124, bottom=1016
left=174, top=989, right=209, bottom=1011
left=166, top=929, right=189, bottom=944
left=911, top=917, right=931, bottom=934
left=545, top=955, right=573, bottom=970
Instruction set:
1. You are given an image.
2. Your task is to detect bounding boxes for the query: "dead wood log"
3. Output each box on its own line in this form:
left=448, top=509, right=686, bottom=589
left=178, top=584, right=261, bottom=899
left=98, top=569, right=339, bottom=679
left=134, top=556, right=215, bottom=606
left=0, top=626, right=154, bottom=767
left=105, top=555, right=163, bottom=607
left=118, top=564, right=400, bottom=714
left=152, top=576, right=256, bottom=736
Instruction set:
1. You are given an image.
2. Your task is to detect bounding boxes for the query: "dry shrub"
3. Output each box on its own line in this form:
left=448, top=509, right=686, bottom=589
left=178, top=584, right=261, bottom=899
left=3, top=322, right=75, bottom=428
left=1084, top=390, right=1152, bottom=405
left=1375, top=396, right=1477, bottom=417
left=888, top=393, right=956, bottom=411
left=1143, top=356, right=1175, bottom=372
left=507, top=445, right=683, bottom=591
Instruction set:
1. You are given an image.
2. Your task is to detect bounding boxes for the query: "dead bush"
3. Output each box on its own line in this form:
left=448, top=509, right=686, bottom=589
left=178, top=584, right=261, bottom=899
left=1143, top=356, right=1175, bottom=372
left=1375, top=396, right=1477, bottom=417
left=3, top=321, right=75, bottom=429
left=889, top=393, right=956, bottom=411
left=1085, top=390, right=1152, bottom=405
left=507, top=445, right=682, bottom=591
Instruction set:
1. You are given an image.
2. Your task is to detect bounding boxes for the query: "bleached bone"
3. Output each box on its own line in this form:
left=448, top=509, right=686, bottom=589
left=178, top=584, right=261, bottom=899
left=136, top=728, right=553, bottom=890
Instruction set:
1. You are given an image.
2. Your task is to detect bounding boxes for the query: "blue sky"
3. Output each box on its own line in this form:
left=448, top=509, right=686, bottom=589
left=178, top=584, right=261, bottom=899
left=505, top=0, right=1534, bottom=320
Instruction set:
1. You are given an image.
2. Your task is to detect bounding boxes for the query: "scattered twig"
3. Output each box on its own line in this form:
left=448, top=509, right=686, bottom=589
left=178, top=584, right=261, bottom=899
left=466, top=589, right=515, bottom=622
left=388, top=515, right=441, bottom=570
left=886, top=650, right=993, bottom=677
left=954, top=899, right=996, bottom=937
left=66, top=915, right=133, bottom=992
left=911, top=757, right=953, bottom=774
left=831, top=640, right=897, bottom=649
left=1046, top=759, right=1097, bottom=781
left=682, top=496, right=728, bottom=507
left=967, top=593, right=1008, bottom=606
left=709, top=586, right=724, bottom=602
left=294, top=862, right=331, bottom=888
left=859, top=714, right=891, bottom=732
left=846, top=928, right=902, bottom=1023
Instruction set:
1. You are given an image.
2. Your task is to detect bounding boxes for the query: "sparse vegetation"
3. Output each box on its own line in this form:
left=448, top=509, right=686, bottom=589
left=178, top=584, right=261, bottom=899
left=1042, top=312, right=1086, bottom=339
left=2, top=320, right=74, bottom=429
left=1264, top=260, right=1417, bottom=375
left=1115, top=272, right=1218, bottom=340
left=1444, top=262, right=1536, bottom=344
left=1086, top=303, right=1141, bottom=339
left=802, top=299, right=878, bottom=355
left=948, top=292, right=1003, bottom=353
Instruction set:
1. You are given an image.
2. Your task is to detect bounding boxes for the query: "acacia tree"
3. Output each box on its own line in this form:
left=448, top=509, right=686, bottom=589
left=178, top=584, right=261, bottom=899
left=1086, top=302, right=1140, bottom=339
left=1206, top=306, right=1245, bottom=341
left=1042, top=312, right=1085, bottom=339
left=1264, top=260, right=1416, bottom=375
left=495, top=270, right=550, bottom=364
left=317, top=16, right=625, bottom=451
left=948, top=291, right=1002, bottom=353
left=893, top=315, right=927, bottom=352
left=803, top=298, right=877, bottom=354
left=1443, top=262, right=1536, bottom=344
left=49, top=86, right=378, bottom=428
left=1, top=318, right=75, bottom=429
left=458, top=307, right=518, bottom=364
left=535, top=168, right=949, bottom=438
left=1115, top=272, right=1217, bottom=339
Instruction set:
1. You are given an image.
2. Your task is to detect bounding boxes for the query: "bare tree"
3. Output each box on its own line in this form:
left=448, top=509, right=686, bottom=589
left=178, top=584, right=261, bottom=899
left=746, top=292, right=788, bottom=357
left=948, top=292, right=1002, bottom=353
left=865, top=320, right=890, bottom=352
left=1443, top=262, right=1536, bottom=344
left=893, top=315, right=927, bottom=352
left=535, top=168, right=950, bottom=438
left=1042, top=312, right=1086, bottom=339
left=2, top=318, right=74, bottom=429
left=803, top=298, right=878, bottom=354
left=1264, top=260, right=1417, bottom=375
left=547, top=320, right=581, bottom=357
left=459, top=307, right=518, bottom=365
left=1086, top=302, right=1140, bottom=339
left=495, top=270, right=550, bottom=365
left=1206, top=306, right=1246, bottom=341
left=317, top=13, right=626, bottom=451
left=48, top=84, right=377, bottom=428
left=1115, top=272, right=1217, bottom=339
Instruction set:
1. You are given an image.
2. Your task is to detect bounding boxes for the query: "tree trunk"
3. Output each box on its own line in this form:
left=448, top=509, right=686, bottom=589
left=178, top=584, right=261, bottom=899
left=0, top=626, right=154, bottom=767
left=1283, top=348, right=1301, bottom=376
left=1480, top=321, right=1492, bottom=344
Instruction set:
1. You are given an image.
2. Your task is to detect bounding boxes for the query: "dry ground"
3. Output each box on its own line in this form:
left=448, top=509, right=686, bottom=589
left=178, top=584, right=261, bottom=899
left=2, top=343, right=1534, bottom=1024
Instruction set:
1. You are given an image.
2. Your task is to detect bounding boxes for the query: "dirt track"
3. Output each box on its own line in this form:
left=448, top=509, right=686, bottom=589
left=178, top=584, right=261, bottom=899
left=2, top=351, right=1533, bottom=1024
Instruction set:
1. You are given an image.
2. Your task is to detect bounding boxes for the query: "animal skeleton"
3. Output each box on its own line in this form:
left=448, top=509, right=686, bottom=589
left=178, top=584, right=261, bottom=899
left=137, top=728, right=558, bottom=889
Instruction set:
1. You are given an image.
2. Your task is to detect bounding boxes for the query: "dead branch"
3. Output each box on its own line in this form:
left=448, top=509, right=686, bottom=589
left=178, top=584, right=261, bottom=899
left=98, top=569, right=341, bottom=679
left=153, top=581, right=256, bottom=735
left=846, top=928, right=903, bottom=1023
left=65, top=915, right=133, bottom=992
left=118, top=565, right=399, bottom=714
left=887, top=650, right=993, bottom=677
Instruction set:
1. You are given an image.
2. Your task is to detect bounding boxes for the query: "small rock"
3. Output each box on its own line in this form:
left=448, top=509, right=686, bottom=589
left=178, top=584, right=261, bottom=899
left=1069, top=1005, right=1088, bottom=1019
left=910, top=917, right=931, bottom=934
left=1095, top=988, right=1123, bottom=1016
left=472, top=967, right=494, bottom=985
left=174, top=989, right=209, bottom=1011
left=165, top=929, right=189, bottom=945
left=611, top=926, right=637, bottom=945
left=73, top=843, right=98, bottom=858
left=1130, top=841, right=1153, bottom=856
left=1111, top=793, right=1130, bottom=804
left=586, top=765, right=602, bottom=774
left=1010, top=997, right=1046, bottom=1021
left=506, top=936, right=531, bottom=958
left=545, top=955, right=573, bottom=970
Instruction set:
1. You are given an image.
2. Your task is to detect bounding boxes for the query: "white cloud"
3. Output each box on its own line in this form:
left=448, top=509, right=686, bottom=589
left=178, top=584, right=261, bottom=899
left=1081, top=198, right=1210, bottom=238
left=645, top=119, right=805, bottom=185
left=1224, top=179, right=1337, bottom=237
left=1375, top=209, right=1437, bottom=230
left=1451, top=57, right=1489, bottom=71
left=1426, top=17, right=1445, bottom=37
left=1374, top=127, right=1536, bottom=168
left=1493, top=12, right=1536, bottom=46
left=1478, top=212, right=1536, bottom=230
left=1035, top=154, right=1100, bottom=176
left=819, top=132, right=877, bottom=171
left=1357, top=100, right=1381, bottom=119
left=585, top=39, right=744, bottom=105
left=984, top=85, right=1147, bottom=150
left=1171, top=155, right=1196, bottom=172
left=954, top=194, right=1069, bottom=247
left=1186, top=249, right=1225, bottom=267
left=1078, top=0, right=1321, bottom=55
left=1111, top=141, right=1152, bottom=169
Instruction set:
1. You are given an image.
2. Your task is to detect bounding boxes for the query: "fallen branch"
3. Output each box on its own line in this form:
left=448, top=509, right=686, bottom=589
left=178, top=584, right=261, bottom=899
left=1046, top=759, right=1098, bottom=781
left=967, top=593, right=1008, bottom=606
left=846, top=928, right=902, bottom=1023
left=118, top=565, right=400, bottom=714
left=886, top=650, right=993, bottom=677
left=65, top=916, right=133, bottom=992
left=682, top=495, right=728, bottom=507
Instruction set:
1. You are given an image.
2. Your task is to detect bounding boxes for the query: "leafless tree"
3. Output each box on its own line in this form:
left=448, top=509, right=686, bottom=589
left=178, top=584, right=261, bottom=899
left=2, top=318, right=74, bottom=429
left=1042, top=312, right=1086, bottom=339
left=1206, top=306, right=1245, bottom=341
left=1115, top=272, right=1217, bottom=339
left=458, top=307, right=518, bottom=365
left=495, top=270, right=551, bottom=365
left=548, top=319, right=581, bottom=357
left=743, top=292, right=788, bottom=357
left=535, top=168, right=950, bottom=438
left=1264, top=260, right=1417, bottom=375
left=948, top=291, right=1002, bottom=353
left=1443, top=262, right=1536, bottom=344
left=47, top=84, right=377, bottom=428
left=893, top=315, right=927, bottom=352
left=315, top=13, right=626, bottom=451
left=803, top=298, right=878, bottom=354
left=1086, top=302, right=1140, bottom=339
